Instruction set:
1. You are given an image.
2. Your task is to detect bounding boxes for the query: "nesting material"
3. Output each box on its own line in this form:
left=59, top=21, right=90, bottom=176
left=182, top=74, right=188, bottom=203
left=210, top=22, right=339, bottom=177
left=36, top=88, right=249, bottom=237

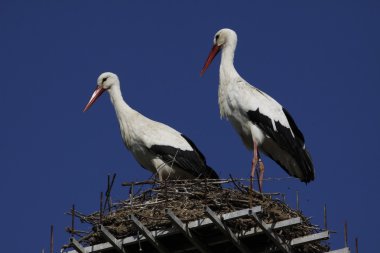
left=67, top=179, right=329, bottom=252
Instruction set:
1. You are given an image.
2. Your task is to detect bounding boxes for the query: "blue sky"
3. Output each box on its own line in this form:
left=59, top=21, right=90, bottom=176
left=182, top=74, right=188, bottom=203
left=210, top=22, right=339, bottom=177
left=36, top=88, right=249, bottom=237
left=1, top=1, right=379, bottom=252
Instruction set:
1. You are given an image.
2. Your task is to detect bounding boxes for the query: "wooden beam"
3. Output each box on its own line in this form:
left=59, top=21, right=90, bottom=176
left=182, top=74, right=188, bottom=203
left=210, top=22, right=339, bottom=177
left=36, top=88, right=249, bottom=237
left=128, top=214, right=170, bottom=253
left=70, top=238, right=87, bottom=253
left=239, top=217, right=301, bottom=238
left=290, top=231, right=329, bottom=246
left=249, top=211, right=293, bottom=253
left=326, top=247, right=350, bottom=253
left=166, top=209, right=213, bottom=253
left=189, top=206, right=261, bottom=228
left=98, top=225, right=126, bottom=253
left=204, top=206, right=251, bottom=253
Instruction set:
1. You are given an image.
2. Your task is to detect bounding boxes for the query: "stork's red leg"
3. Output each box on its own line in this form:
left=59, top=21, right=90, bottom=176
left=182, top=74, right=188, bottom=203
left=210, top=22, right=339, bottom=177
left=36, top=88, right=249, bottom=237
left=258, top=153, right=265, bottom=192
left=250, top=142, right=259, bottom=190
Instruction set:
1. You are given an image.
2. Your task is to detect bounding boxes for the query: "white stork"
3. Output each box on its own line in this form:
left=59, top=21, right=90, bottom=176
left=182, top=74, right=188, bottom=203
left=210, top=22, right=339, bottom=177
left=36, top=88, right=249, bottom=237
left=200, top=28, right=314, bottom=190
left=83, top=72, right=218, bottom=180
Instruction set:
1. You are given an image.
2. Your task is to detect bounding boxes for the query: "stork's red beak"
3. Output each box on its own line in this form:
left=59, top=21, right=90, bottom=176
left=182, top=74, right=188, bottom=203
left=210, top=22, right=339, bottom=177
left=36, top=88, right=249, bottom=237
left=200, top=44, right=221, bottom=76
left=83, top=86, right=106, bottom=112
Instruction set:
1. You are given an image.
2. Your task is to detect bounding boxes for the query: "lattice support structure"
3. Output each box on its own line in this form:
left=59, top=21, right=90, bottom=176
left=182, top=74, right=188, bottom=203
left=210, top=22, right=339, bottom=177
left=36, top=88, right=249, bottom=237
left=64, top=206, right=349, bottom=253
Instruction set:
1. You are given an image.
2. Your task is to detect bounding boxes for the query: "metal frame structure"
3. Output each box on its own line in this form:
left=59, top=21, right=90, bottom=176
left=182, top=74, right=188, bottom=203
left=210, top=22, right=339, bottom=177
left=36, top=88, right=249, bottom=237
left=64, top=205, right=350, bottom=253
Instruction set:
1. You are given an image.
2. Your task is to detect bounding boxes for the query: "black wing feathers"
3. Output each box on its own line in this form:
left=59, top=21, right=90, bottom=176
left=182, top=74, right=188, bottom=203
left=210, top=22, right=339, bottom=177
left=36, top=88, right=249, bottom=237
left=247, top=108, right=314, bottom=182
left=282, top=107, right=305, bottom=144
left=149, top=134, right=218, bottom=179
left=181, top=134, right=219, bottom=179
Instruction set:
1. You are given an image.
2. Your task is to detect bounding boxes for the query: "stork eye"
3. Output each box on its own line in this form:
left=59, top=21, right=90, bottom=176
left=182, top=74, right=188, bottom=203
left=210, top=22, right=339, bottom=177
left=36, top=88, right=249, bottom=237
left=215, top=34, right=220, bottom=40
left=102, top=77, right=108, bottom=83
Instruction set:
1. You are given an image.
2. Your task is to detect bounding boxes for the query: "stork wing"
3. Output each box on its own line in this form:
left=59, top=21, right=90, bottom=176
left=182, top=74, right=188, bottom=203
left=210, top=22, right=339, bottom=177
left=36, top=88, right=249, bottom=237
left=149, top=134, right=219, bottom=179
left=247, top=107, right=314, bottom=182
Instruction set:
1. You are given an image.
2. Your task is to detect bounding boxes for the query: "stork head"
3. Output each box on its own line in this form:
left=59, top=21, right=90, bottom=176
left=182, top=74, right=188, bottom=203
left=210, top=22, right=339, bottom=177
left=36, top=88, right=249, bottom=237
left=83, top=72, right=119, bottom=112
left=200, top=28, right=237, bottom=76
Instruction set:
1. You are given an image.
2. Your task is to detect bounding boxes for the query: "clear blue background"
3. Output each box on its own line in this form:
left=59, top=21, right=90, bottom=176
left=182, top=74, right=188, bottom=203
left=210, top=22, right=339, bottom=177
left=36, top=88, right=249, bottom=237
left=1, top=1, right=378, bottom=252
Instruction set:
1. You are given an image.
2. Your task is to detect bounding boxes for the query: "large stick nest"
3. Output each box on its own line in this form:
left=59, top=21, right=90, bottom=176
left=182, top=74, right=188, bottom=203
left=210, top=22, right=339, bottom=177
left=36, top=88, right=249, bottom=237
left=67, top=179, right=329, bottom=253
